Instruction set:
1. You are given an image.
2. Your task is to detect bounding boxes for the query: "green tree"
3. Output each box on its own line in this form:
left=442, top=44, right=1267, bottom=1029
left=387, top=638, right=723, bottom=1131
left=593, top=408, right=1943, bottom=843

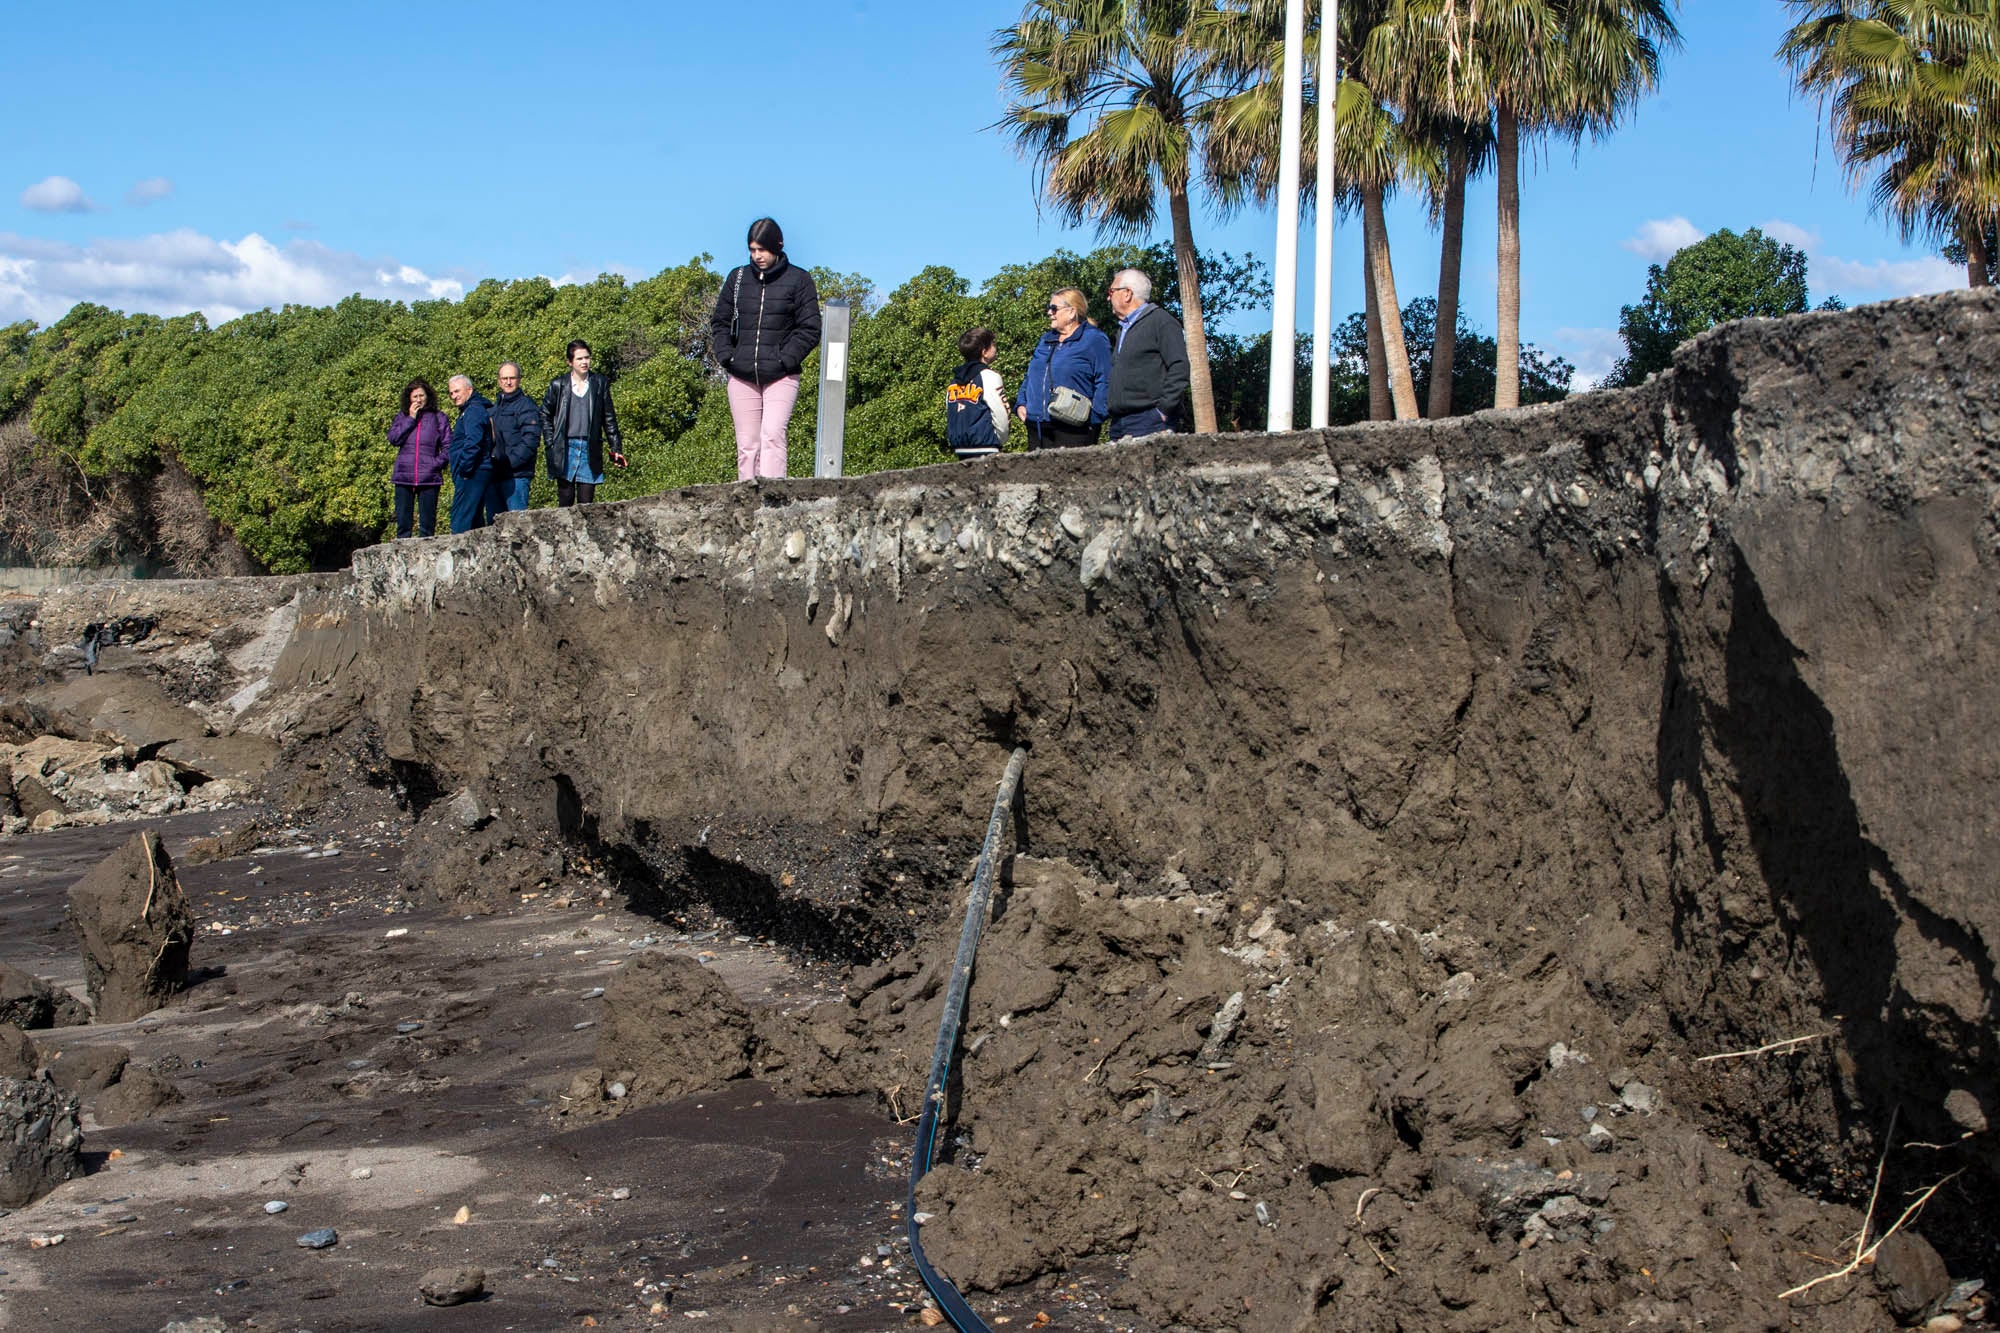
left=992, top=0, right=1275, bottom=434
left=1607, top=226, right=1835, bottom=386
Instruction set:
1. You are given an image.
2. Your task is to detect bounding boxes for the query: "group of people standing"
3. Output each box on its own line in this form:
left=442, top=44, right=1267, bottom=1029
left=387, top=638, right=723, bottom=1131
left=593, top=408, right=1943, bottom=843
left=945, top=267, right=1191, bottom=461
left=387, top=218, right=820, bottom=538
left=386, top=231, right=1190, bottom=538
left=386, top=341, right=627, bottom=537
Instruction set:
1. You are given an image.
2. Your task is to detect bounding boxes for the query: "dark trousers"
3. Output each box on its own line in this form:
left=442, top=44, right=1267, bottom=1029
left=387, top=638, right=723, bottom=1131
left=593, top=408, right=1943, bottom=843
left=1107, top=407, right=1175, bottom=441
left=1026, top=419, right=1101, bottom=450
left=449, top=468, right=495, bottom=534
left=394, top=484, right=439, bottom=538
left=557, top=480, right=598, bottom=507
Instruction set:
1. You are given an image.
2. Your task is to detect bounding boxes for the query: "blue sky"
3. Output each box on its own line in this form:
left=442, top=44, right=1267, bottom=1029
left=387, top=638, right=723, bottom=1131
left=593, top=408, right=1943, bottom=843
left=0, top=1, right=1966, bottom=386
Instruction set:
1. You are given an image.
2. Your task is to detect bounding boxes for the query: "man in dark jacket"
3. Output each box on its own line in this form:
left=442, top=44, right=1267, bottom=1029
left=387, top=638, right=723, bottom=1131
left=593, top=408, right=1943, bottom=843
left=446, top=375, right=495, bottom=534
left=489, top=361, right=540, bottom=512
left=1105, top=269, right=1190, bottom=441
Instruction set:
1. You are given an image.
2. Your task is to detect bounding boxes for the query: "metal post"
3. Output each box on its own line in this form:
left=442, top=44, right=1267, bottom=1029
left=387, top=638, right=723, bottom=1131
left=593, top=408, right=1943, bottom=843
left=1311, top=1, right=1338, bottom=429
left=814, top=299, right=851, bottom=479
left=1267, top=0, right=1306, bottom=432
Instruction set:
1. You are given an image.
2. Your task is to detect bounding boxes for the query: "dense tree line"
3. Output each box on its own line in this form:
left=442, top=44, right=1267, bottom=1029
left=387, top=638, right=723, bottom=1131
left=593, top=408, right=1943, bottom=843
left=0, top=243, right=1568, bottom=575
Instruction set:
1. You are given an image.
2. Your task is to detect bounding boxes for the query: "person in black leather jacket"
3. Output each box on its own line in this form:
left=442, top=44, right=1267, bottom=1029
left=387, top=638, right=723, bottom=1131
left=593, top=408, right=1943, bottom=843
left=710, top=218, right=821, bottom=481
left=489, top=361, right=542, bottom=512
left=540, top=340, right=625, bottom=507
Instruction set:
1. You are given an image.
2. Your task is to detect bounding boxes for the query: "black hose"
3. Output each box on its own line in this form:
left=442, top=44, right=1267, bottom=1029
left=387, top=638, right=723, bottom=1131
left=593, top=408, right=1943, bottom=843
left=906, top=745, right=1026, bottom=1333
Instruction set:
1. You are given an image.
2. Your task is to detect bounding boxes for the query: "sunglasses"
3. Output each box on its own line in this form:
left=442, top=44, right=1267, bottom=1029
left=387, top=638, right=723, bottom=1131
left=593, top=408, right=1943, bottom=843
left=1045, top=304, right=1063, bottom=314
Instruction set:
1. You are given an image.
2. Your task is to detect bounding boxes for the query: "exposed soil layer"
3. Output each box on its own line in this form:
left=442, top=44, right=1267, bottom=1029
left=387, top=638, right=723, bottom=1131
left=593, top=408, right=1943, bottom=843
left=3, top=290, right=1998, bottom=1328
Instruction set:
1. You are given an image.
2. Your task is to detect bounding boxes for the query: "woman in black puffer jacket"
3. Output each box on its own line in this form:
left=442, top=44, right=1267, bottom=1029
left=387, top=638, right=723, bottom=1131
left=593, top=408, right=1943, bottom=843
left=710, top=218, right=821, bottom=481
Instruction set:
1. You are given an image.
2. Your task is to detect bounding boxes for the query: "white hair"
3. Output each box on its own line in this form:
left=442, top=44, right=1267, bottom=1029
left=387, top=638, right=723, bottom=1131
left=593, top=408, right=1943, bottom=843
left=1115, top=268, right=1153, bottom=303
left=497, top=361, right=521, bottom=378
left=448, top=373, right=473, bottom=390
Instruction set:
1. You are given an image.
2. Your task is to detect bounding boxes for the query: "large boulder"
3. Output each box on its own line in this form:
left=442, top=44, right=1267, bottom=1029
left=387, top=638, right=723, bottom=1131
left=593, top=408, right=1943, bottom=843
left=0, top=1070, right=83, bottom=1207
left=0, top=962, right=91, bottom=1029
left=66, top=831, right=194, bottom=1023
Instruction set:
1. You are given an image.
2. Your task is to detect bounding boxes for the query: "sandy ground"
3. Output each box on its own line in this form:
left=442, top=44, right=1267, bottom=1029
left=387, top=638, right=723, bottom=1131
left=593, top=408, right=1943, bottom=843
left=0, top=808, right=1128, bottom=1332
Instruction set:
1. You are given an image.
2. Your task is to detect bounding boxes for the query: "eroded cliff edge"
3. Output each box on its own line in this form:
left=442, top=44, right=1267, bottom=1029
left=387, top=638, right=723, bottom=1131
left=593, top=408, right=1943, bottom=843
left=250, top=289, right=1996, bottom=1325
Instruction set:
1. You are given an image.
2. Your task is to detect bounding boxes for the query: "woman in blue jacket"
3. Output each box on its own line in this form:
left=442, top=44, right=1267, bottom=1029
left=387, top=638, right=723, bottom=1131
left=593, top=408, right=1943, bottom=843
left=1014, top=287, right=1110, bottom=449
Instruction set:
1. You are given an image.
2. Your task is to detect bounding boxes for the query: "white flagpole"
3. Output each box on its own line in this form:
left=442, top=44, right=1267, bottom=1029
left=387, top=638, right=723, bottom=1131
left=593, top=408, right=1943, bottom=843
left=1310, top=1, right=1338, bottom=428
left=1267, top=0, right=1306, bottom=431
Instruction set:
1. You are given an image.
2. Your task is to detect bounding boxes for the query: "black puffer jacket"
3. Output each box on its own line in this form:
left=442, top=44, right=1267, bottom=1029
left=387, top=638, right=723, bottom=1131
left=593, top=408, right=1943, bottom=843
left=710, top=256, right=822, bottom=385
left=489, top=387, right=542, bottom=475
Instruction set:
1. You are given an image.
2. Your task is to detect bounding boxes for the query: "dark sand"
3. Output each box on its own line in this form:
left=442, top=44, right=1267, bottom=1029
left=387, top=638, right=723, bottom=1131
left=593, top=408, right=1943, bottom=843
left=0, top=810, right=1120, bottom=1331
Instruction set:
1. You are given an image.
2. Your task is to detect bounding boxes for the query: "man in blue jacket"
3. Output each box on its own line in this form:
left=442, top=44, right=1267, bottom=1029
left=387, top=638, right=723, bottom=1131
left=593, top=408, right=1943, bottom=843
left=489, top=361, right=541, bottom=512
left=446, top=375, right=495, bottom=533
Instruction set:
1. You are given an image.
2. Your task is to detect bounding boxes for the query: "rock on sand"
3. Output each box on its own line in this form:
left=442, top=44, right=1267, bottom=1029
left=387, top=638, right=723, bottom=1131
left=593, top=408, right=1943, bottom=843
left=66, top=831, right=194, bottom=1023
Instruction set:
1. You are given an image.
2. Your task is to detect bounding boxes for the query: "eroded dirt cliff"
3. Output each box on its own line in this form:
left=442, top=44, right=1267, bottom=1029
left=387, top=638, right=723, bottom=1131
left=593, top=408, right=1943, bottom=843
left=32, top=289, right=1996, bottom=1328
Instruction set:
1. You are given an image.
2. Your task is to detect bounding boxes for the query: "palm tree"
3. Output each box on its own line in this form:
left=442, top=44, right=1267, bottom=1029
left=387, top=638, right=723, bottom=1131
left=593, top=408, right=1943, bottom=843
left=1780, top=0, right=2000, bottom=289
left=1357, top=5, right=1498, bottom=416
left=1409, top=0, right=1675, bottom=409
left=993, top=0, right=1277, bottom=434
left=1204, top=0, right=1438, bottom=420
left=1338, top=73, right=1435, bottom=419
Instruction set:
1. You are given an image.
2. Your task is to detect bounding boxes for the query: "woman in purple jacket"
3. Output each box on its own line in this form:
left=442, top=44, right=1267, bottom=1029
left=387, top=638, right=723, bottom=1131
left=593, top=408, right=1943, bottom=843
left=387, top=378, right=450, bottom=538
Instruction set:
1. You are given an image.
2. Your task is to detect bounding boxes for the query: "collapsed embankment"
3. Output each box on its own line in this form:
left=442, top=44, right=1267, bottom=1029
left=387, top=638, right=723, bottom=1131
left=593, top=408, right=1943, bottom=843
left=245, top=290, right=1997, bottom=1328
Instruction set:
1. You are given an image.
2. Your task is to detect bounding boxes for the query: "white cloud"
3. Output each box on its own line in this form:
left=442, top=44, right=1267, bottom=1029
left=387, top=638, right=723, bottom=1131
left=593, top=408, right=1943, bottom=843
left=1622, top=216, right=1705, bottom=262
left=0, top=227, right=464, bottom=325
left=1551, top=326, right=1626, bottom=390
left=1759, top=217, right=1962, bottom=299
left=545, top=264, right=641, bottom=287
left=1813, top=253, right=1963, bottom=298
left=20, top=175, right=96, bottom=214
left=1756, top=218, right=1818, bottom=250
left=125, top=177, right=174, bottom=206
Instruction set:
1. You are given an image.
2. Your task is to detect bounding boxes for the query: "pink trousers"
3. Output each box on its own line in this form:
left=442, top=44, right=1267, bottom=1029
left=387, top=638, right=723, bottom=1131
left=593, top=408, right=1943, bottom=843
left=726, top=373, right=802, bottom=480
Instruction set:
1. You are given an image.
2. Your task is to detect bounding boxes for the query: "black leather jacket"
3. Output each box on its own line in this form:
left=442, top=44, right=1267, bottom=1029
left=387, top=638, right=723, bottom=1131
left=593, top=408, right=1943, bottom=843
left=540, top=372, right=623, bottom=481
left=710, top=256, right=822, bottom=385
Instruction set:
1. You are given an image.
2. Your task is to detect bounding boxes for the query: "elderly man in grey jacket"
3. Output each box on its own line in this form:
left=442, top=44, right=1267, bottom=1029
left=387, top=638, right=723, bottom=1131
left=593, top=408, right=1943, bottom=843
left=1105, top=269, right=1190, bottom=441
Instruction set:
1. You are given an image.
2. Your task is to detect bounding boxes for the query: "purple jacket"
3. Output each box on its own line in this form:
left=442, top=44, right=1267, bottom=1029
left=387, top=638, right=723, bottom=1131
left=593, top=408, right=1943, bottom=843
left=388, top=409, right=451, bottom=487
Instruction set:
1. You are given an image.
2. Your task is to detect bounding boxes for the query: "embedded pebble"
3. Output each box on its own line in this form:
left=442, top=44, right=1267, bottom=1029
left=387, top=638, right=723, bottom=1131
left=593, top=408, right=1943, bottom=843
left=263, top=1200, right=289, bottom=1214
left=350, top=1167, right=372, bottom=1180
left=611, top=1187, right=631, bottom=1201
left=1619, top=1082, right=1660, bottom=1115
left=296, top=1227, right=338, bottom=1249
